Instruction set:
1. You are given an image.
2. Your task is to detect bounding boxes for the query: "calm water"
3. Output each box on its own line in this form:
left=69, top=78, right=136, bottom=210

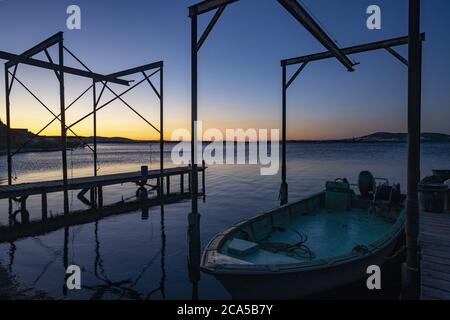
left=0, top=142, right=449, bottom=299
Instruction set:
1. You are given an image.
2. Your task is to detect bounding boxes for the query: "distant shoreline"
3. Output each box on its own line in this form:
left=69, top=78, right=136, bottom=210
left=1, top=131, right=449, bottom=155
left=1, top=139, right=449, bottom=156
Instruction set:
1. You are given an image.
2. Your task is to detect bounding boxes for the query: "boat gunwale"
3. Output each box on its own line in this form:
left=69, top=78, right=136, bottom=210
left=201, top=191, right=405, bottom=275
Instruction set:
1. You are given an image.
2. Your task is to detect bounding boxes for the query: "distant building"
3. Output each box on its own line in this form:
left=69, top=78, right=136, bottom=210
left=0, top=119, right=33, bottom=149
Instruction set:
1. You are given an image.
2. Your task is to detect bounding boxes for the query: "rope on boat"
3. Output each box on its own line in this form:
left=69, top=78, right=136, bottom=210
left=258, top=227, right=316, bottom=261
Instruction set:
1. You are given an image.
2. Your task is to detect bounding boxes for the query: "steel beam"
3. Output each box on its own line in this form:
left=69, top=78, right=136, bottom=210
left=280, top=65, right=288, bottom=205
left=277, top=0, right=354, bottom=71
left=403, top=0, right=422, bottom=300
left=5, top=32, right=63, bottom=69
left=160, top=66, right=164, bottom=201
left=106, top=61, right=163, bottom=79
left=4, top=68, right=12, bottom=185
left=0, top=50, right=130, bottom=85
left=282, top=34, right=425, bottom=66
left=286, top=62, right=308, bottom=89
left=59, top=38, right=69, bottom=215
left=385, top=47, right=409, bottom=67
left=189, top=0, right=238, bottom=16
left=197, top=6, right=226, bottom=51
left=68, top=70, right=159, bottom=130
left=191, top=15, right=199, bottom=215
left=93, top=80, right=98, bottom=177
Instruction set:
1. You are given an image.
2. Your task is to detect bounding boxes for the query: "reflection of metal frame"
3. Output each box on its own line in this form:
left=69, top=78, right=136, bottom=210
left=2, top=32, right=164, bottom=214
left=4, top=203, right=167, bottom=299
left=85, top=205, right=166, bottom=300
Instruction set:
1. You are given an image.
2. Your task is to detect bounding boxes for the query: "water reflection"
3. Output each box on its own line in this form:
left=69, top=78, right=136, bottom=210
left=81, top=204, right=168, bottom=300
left=0, top=201, right=183, bottom=300
left=4, top=143, right=448, bottom=299
left=188, top=212, right=201, bottom=300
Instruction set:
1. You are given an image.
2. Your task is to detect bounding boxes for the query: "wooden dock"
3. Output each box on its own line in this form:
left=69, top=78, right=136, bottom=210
left=420, top=210, right=450, bottom=300
left=0, top=165, right=206, bottom=217
left=0, top=166, right=204, bottom=200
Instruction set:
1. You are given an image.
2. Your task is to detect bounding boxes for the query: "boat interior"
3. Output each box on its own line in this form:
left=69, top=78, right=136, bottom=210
left=217, top=173, right=405, bottom=266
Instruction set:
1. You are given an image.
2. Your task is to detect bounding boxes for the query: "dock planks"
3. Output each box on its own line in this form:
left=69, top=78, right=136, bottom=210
left=420, top=210, right=450, bottom=300
left=0, top=166, right=204, bottom=200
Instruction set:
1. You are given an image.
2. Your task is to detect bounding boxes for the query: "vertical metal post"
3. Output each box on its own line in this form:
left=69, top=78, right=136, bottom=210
left=93, top=80, right=97, bottom=177
left=160, top=65, right=164, bottom=200
left=58, top=37, right=69, bottom=214
left=191, top=14, right=199, bottom=215
left=188, top=13, right=201, bottom=300
left=4, top=67, right=12, bottom=186
left=202, top=160, right=206, bottom=196
left=403, top=0, right=422, bottom=300
left=280, top=65, right=288, bottom=205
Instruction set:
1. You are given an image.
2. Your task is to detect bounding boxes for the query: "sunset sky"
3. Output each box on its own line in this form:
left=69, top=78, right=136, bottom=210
left=0, top=0, right=449, bottom=140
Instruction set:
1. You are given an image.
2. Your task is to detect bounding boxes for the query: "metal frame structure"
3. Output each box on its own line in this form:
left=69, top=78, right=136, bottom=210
left=188, top=0, right=356, bottom=217
left=189, top=0, right=424, bottom=298
left=280, top=1, right=423, bottom=298
left=187, top=0, right=356, bottom=298
left=1, top=32, right=164, bottom=214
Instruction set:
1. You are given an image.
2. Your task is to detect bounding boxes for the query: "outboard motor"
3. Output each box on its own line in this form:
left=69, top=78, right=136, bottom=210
left=358, top=171, right=376, bottom=199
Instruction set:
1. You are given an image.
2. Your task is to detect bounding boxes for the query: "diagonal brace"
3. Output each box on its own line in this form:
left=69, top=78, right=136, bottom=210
left=12, top=84, right=94, bottom=156
left=197, top=5, right=226, bottom=51
left=8, top=72, right=94, bottom=153
left=385, top=47, right=408, bottom=66
left=68, top=70, right=159, bottom=130
left=142, top=71, right=161, bottom=99
left=62, top=46, right=161, bottom=133
left=286, top=62, right=308, bottom=89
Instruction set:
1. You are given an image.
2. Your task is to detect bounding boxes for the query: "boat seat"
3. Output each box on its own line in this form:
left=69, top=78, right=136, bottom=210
left=325, top=179, right=353, bottom=211
left=228, top=238, right=259, bottom=257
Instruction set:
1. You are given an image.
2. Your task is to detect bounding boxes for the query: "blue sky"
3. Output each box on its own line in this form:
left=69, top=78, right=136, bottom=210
left=0, top=0, right=449, bottom=139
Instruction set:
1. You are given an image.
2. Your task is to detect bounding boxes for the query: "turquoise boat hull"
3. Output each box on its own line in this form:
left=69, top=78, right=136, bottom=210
left=201, top=191, right=405, bottom=299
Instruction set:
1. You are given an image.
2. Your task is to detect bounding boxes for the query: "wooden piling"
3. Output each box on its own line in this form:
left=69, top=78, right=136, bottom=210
left=98, top=186, right=103, bottom=209
left=166, top=176, right=170, bottom=195
left=41, top=193, right=48, bottom=220
left=181, top=174, right=184, bottom=194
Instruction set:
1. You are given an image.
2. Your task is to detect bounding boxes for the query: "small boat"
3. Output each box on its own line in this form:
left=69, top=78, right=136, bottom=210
left=201, top=172, right=405, bottom=299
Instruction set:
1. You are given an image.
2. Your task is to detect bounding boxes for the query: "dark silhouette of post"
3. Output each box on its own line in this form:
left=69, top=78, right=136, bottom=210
left=93, top=80, right=98, bottom=178
left=191, top=14, right=199, bottom=215
left=4, top=68, right=12, bottom=186
left=280, top=65, right=288, bottom=205
left=58, top=37, right=69, bottom=214
left=403, top=0, right=422, bottom=300
left=160, top=64, right=164, bottom=200
left=4, top=66, right=13, bottom=211
left=189, top=14, right=201, bottom=299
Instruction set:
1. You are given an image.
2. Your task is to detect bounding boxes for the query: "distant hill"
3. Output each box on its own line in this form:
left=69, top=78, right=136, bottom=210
left=2, top=118, right=450, bottom=154
left=81, top=136, right=136, bottom=143
left=351, top=132, right=450, bottom=143
left=0, top=120, right=82, bottom=152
